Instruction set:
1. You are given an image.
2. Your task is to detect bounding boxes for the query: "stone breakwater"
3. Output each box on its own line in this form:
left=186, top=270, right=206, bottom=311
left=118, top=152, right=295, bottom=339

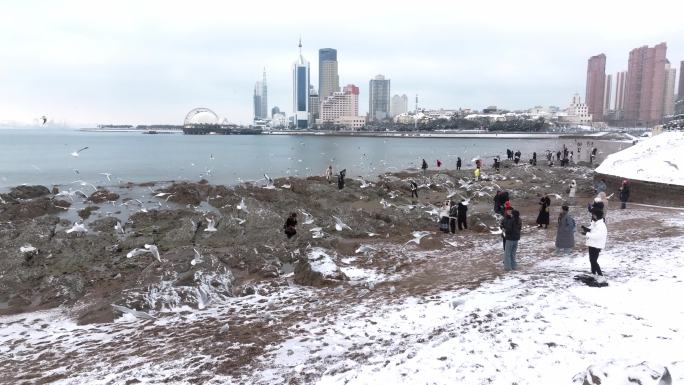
left=0, top=160, right=596, bottom=324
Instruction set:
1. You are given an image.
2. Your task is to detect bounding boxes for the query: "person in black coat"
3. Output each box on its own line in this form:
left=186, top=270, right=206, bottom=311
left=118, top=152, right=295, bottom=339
left=536, top=195, right=551, bottom=228
left=619, top=180, right=630, bottom=209
left=456, top=157, right=462, bottom=170
left=337, top=169, right=346, bottom=189
left=284, top=212, right=298, bottom=239
left=409, top=180, right=418, bottom=198
left=421, top=159, right=428, bottom=174
left=457, top=201, right=468, bottom=230
left=532, top=152, right=537, bottom=166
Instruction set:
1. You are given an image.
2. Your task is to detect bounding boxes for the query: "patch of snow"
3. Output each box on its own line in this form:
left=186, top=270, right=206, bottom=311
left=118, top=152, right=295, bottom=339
left=596, top=132, right=684, bottom=185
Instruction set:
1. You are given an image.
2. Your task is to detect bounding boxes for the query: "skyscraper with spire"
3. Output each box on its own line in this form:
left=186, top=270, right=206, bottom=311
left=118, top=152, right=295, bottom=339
left=253, top=69, right=268, bottom=120
left=292, top=38, right=310, bottom=129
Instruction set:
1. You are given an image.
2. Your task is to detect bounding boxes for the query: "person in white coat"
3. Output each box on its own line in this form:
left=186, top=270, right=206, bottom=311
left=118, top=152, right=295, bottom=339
left=567, top=180, right=577, bottom=204
left=582, top=210, right=608, bottom=276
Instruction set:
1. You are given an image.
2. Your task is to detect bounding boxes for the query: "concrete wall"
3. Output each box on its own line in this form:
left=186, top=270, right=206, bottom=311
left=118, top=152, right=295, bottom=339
left=595, top=173, right=684, bottom=207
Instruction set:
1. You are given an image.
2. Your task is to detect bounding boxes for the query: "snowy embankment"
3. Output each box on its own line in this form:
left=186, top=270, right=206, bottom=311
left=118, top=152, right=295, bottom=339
left=255, top=210, right=684, bottom=385
left=0, top=209, right=682, bottom=384
left=596, top=132, right=684, bottom=186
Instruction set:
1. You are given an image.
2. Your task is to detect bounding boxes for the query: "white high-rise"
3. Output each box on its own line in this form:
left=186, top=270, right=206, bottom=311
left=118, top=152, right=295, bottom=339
left=253, top=69, right=268, bottom=120
left=292, top=39, right=310, bottom=129
left=390, top=94, right=408, bottom=117
left=663, top=61, right=677, bottom=117
left=318, top=48, right=340, bottom=101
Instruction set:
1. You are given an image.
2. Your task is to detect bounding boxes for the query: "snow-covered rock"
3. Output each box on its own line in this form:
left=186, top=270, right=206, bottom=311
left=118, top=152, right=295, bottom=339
left=294, top=247, right=348, bottom=286
left=596, top=132, right=684, bottom=186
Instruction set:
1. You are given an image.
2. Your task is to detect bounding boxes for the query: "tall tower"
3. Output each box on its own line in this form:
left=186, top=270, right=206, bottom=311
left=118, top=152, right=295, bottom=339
left=292, top=38, right=310, bottom=129
left=678, top=60, right=684, bottom=101
left=624, top=42, right=668, bottom=126
left=603, top=74, right=612, bottom=114
left=585, top=53, right=606, bottom=122
left=663, top=61, right=676, bottom=117
left=369, top=74, right=391, bottom=121
left=253, top=69, right=268, bottom=120
left=319, top=48, right=340, bottom=101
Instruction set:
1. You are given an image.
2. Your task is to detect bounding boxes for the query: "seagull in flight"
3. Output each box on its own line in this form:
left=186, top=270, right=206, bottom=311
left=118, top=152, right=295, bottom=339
left=41, top=116, right=47, bottom=125
left=332, top=216, right=352, bottom=231
left=355, top=245, right=377, bottom=254
left=111, top=304, right=156, bottom=320
left=236, top=198, right=248, bottom=213
left=404, top=231, right=431, bottom=246
left=300, top=210, right=314, bottom=225
left=99, top=173, right=112, bottom=181
left=191, top=248, right=203, bottom=266
left=70, top=147, right=89, bottom=157
left=144, top=244, right=161, bottom=262
left=114, top=221, right=125, bottom=234
left=205, top=217, right=218, bottom=232
left=66, top=222, right=88, bottom=234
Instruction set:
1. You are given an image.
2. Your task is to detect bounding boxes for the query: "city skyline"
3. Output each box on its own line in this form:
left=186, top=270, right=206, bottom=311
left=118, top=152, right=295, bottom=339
left=1, top=0, right=683, bottom=126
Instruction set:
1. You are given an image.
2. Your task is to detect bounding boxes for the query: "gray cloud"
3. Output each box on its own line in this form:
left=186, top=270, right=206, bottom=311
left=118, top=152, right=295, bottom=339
left=0, top=0, right=682, bottom=125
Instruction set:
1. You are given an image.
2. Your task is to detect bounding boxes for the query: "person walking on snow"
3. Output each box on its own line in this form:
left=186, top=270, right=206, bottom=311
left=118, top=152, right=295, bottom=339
left=619, top=180, right=630, bottom=209
left=501, top=209, right=522, bottom=271
left=439, top=201, right=450, bottom=233
left=325, top=165, right=333, bottom=184
left=582, top=210, right=607, bottom=277
left=567, top=180, right=577, bottom=205
left=457, top=200, right=468, bottom=230
left=555, top=205, right=575, bottom=254
left=449, top=200, right=458, bottom=233
left=284, top=212, right=298, bottom=239
left=421, top=159, right=428, bottom=174
left=409, top=180, right=418, bottom=199
left=536, top=195, right=551, bottom=229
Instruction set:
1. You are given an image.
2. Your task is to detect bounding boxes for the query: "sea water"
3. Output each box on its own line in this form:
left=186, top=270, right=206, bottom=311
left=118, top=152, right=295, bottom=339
left=0, top=128, right=559, bottom=190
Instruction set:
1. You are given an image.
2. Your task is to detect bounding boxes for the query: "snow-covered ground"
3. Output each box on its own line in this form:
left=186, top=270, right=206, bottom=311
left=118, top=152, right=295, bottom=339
left=1, top=207, right=682, bottom=384
left=596, top=132, right=684, bottom=186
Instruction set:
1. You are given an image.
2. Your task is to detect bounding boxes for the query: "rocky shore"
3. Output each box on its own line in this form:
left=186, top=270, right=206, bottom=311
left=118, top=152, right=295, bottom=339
left=2, top=158, right=683, bottom=384
left=0, top=159, right=596, bottom=324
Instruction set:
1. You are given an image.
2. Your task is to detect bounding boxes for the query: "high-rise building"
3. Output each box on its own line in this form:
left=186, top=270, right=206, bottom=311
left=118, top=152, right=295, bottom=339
left=271, top=106, right=281, bottom=117
left=623, top=42, right=668, bottom=126
left=678, top=61, right=684, bottom=101
left=320, top=84, right=359, bottom=121
left=319, top=48, right=340, bottom=101
left=614, top=71, right=627, bottom=113
left=390, top=94, right=409, bottom=117
left=253, top=69, right=268, bottom=120
left=292, top=39, right=310, bottom=129
left=369, top=75, right=391, bottom=121
left=309, top=86, right=320, bottom=123
left=603, top=74, right=612, bottom=115
left=585, top=54, right=606, bottom=122
left=663, top=61, right=676, bottom=117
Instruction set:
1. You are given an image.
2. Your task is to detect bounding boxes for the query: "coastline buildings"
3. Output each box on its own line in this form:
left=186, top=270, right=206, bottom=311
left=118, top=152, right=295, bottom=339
left=585, top=54, right=606, bottom=121
left=369, top=75, right=391, bottom=121
left=558, top=93, right=592, bottom=124
left=390, top=94, right=408, bottom=117
left=292, top=39, right=310, bottom=129
left=253, top=69, right=268, bottom=120
left=603, top=74, right=612, bottom=115
left=623, top=42, right=668, bottom=127
left=317, top=84, right=365, bottom=129
left=318, top=49, right=340, bottom=101
left=678, top=61, right=684, bottom=115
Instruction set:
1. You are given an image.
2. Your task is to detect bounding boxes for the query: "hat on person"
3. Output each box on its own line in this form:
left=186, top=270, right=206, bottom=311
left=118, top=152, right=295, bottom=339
left=594, top=197, right=601, bottom=202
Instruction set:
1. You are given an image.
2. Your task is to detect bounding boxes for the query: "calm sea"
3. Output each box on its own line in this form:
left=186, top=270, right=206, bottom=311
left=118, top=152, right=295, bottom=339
left=0, top=128, right=560, bottom=190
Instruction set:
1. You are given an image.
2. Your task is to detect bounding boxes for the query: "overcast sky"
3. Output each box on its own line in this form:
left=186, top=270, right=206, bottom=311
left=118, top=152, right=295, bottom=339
left=1, top=0, right=683, bottom=126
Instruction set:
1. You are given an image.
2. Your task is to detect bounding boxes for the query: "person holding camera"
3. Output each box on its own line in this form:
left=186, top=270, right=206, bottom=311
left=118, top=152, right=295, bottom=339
left=581, top=209, right=607, bottom=278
